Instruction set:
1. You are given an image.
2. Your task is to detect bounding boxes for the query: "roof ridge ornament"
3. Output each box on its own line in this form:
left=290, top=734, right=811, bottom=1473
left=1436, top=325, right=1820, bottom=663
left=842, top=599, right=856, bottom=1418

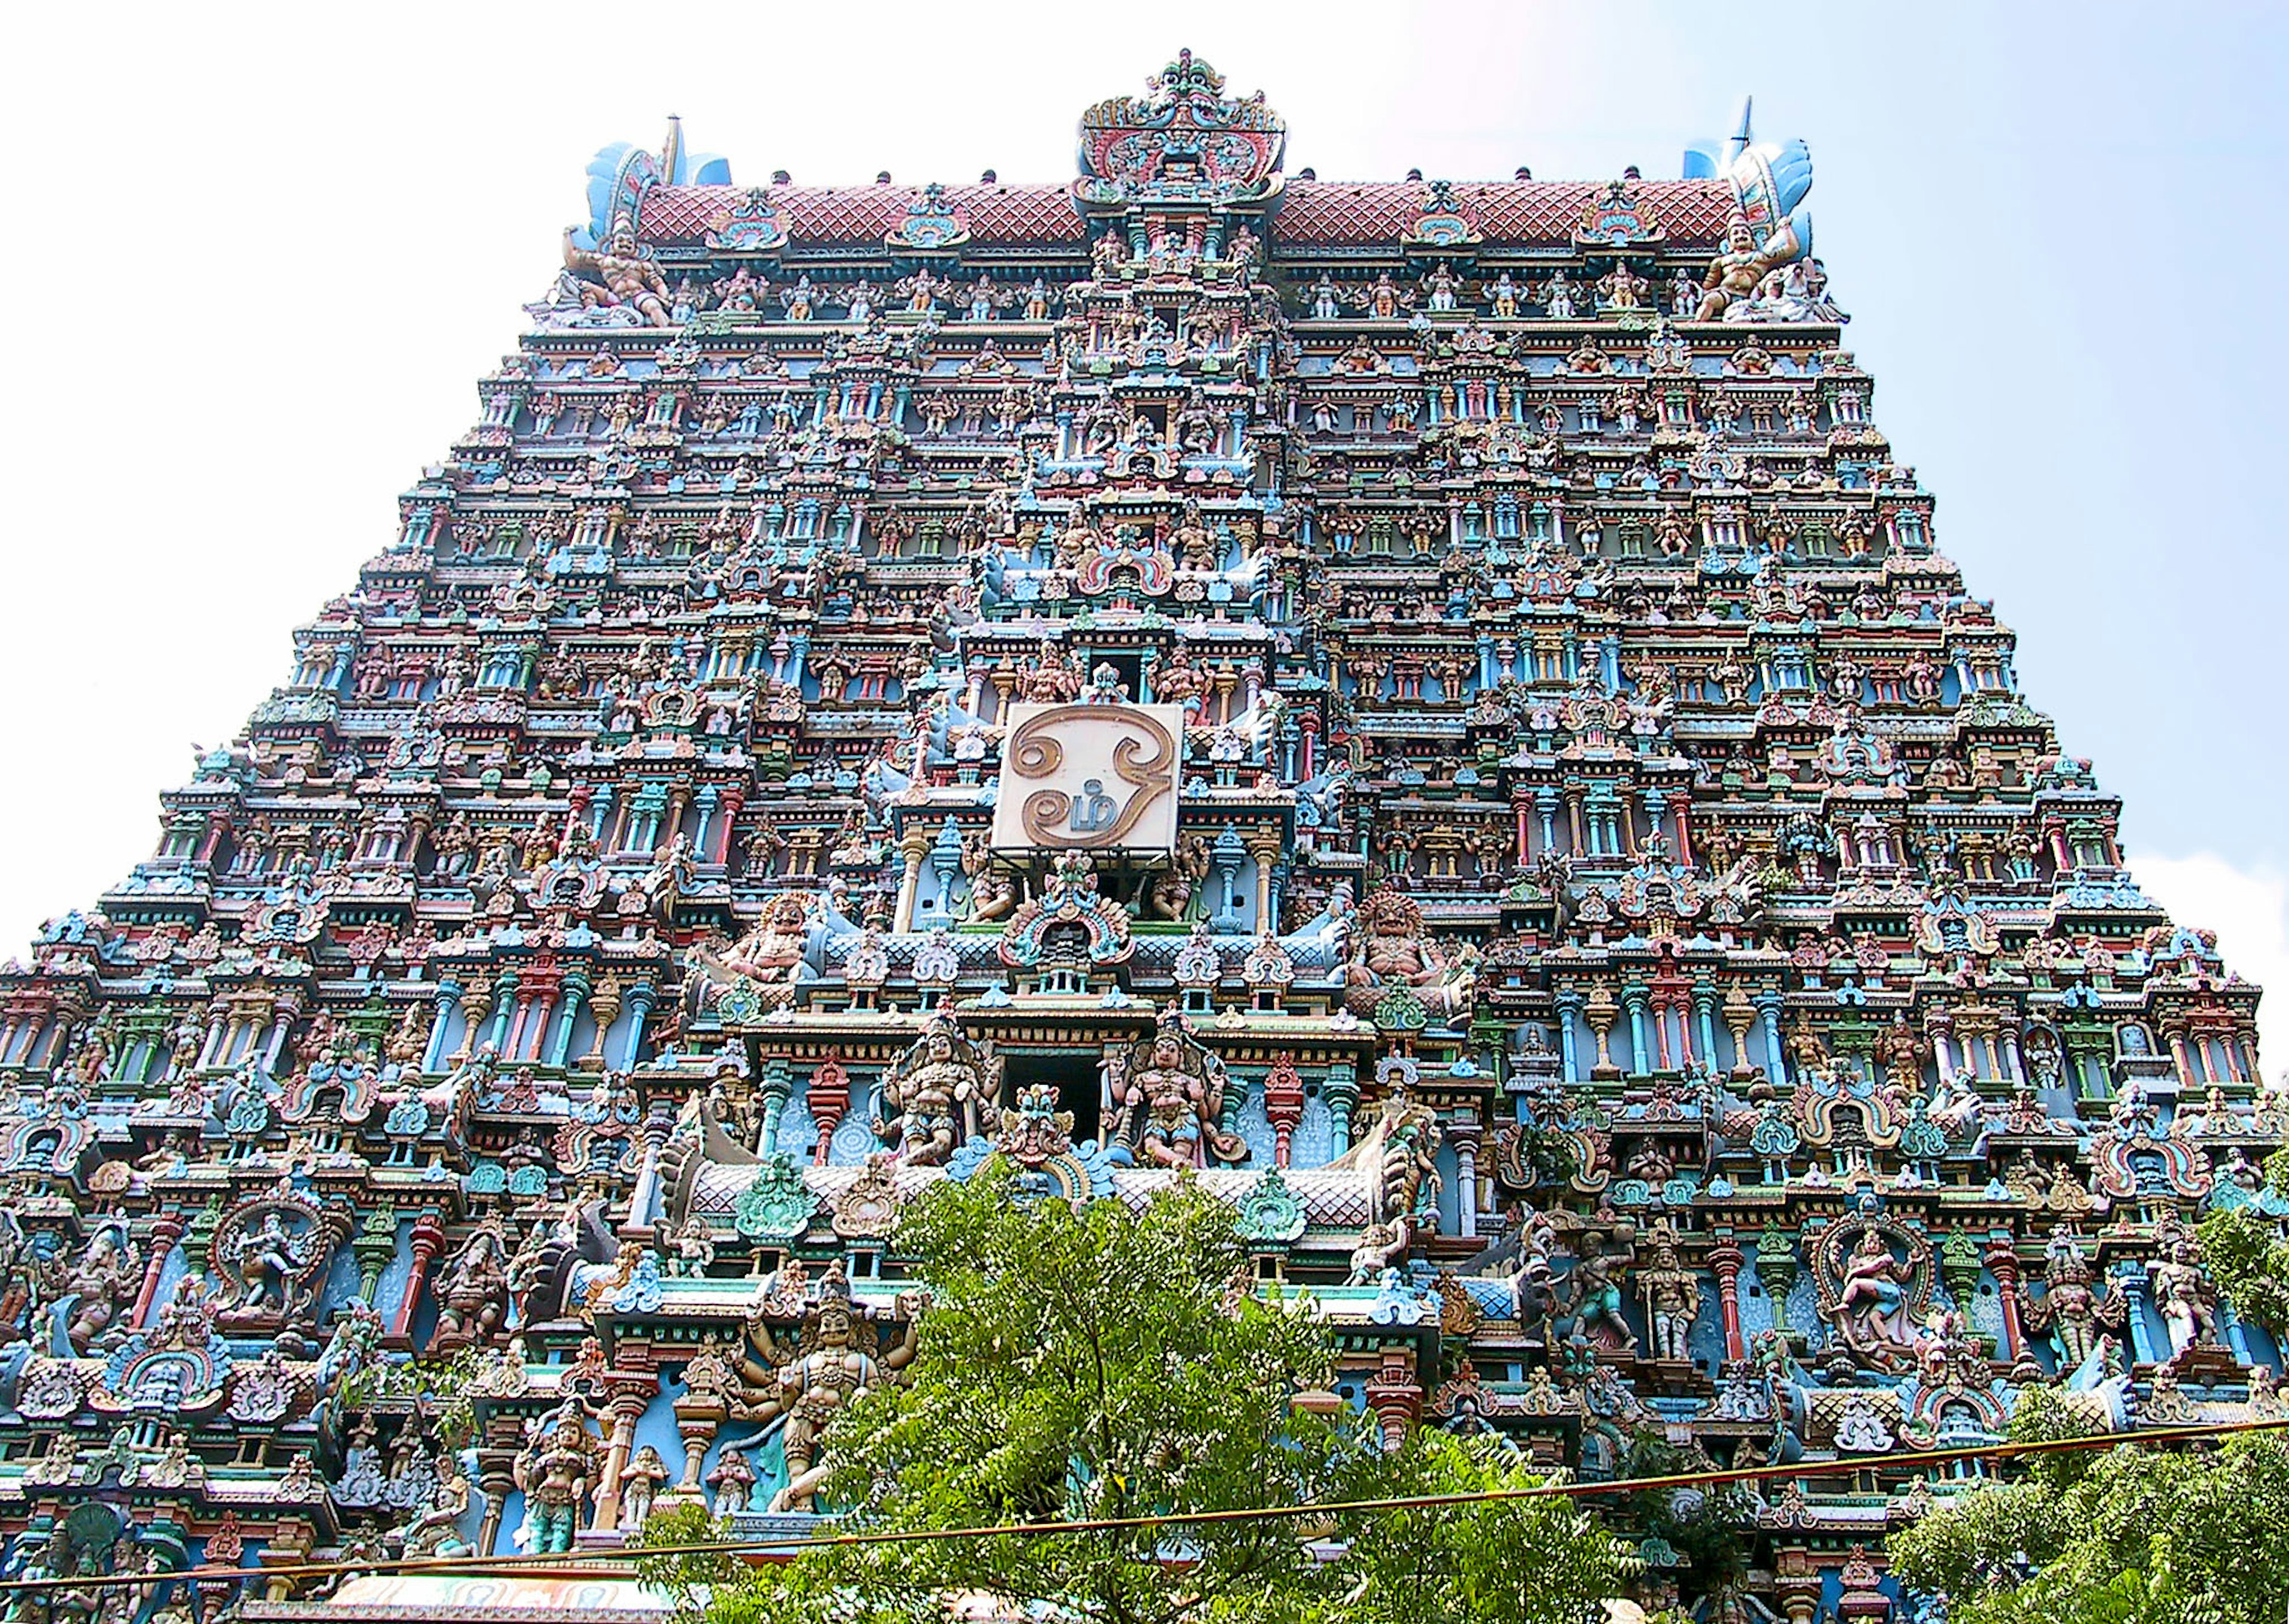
left=1075, top=49, right=1286, bottom=208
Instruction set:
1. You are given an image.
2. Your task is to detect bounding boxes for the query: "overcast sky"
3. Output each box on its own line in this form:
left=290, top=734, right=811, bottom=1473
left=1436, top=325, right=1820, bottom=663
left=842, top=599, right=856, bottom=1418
left=2, top=1, right=2282, bottom=1063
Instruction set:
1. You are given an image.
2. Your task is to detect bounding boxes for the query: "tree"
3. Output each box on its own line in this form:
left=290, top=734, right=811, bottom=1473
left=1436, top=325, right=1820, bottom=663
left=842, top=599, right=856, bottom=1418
left=2197, top=1145, right=2289, bottom=1335
left=1887, top=1386, right=2289, bottom=1624
left=640, top=1163, right=1630, bottom=1624
left=1329, top=1429, right=1633, bottom=1624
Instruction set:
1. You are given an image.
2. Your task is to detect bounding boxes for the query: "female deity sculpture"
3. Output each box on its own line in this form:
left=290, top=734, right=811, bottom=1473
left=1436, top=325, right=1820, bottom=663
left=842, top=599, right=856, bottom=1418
left=1826, top=1226, right=1918, bottom=1364
left=513, top=1406, right=603, bottom=1553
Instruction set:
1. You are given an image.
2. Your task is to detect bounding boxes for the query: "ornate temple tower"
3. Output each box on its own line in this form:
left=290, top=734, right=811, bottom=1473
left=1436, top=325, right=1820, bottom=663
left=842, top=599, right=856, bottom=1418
left=0, top=49, right=2275, bottom=1621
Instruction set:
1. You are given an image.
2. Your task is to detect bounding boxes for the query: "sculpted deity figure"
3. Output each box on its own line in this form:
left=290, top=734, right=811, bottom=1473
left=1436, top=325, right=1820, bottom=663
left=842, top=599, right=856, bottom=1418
left=2149, top=1225, right=2220, bottom=1357
left=1328, top=1084, right=1446, bottom=1244
left=707, top=1446, right=758, bottom=1515
left=959, top=831, right=1016, bottom=923
left=685, top=893, right=815, bottom=1015
left=513, top=1406, right=603, bottom=1552
left=1339, top=890, right=1477, bottom=1023
left=740, top=1278, right=921, bottom=1512
left=1828, top=1226, right=1916, bottom=1361
left=1639, top=1221, right=1698, bottom=1361
left=2020, top=1235, right=2105, bottom=1370
left=403, top=1453, right=475, bottom=1557
left=227, top=1210, right=316, bottom=1318
left=874, top=1014, right=992, bottom=1166
left=1696, top=212, right=1809, bottom=322
left=428, top=1224, right=511, bottom=1354
left=58, top=1224, right=139, bottom=1355
left=1346, top=1221, right=1410, bottom=1285
left=1143, top=834, right=1212, bottom=923
left=562, top=228, right=672, bottom=328
left=1112, top=1007, right=1248, bottom=1168
left=616, top=1443, right=670, bottom=1530
left=1561, top=1231, right=1638, bottom=1352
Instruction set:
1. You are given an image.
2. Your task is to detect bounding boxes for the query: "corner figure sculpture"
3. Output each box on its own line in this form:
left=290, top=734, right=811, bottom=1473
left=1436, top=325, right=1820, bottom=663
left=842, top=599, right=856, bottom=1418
left=562, top=228, right=673, bottom=327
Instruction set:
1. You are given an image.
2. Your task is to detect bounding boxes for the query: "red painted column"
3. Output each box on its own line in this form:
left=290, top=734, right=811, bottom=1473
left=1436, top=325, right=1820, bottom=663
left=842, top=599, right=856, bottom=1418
left=391, top=1212, right=448, bottom=1345
left=1709, top=1235, right=1746, bottom=1363
left=132, top=1213, right=187, bottom=1328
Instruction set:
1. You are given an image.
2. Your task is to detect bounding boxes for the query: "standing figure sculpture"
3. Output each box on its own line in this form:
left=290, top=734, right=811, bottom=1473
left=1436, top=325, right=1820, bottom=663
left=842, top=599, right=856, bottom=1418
left=2149, top=1222, right=2220, bottom=1357
left=1112, top=1007, right=1248, bottom=1167
left=513, top=1405, right=603, bottom=1553
left=737, top=1275, right=922, bottom=1513
left=873, top=1014, right=992, bottom=1166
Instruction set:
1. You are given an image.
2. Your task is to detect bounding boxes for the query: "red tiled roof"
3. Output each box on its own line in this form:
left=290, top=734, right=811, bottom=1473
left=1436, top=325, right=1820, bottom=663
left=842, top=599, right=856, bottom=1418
left=1276, top=178, right=1735, bottom=248
left=637, top=176, right=1736, bottom=252
left=640, top=184, right=1087, bottom=247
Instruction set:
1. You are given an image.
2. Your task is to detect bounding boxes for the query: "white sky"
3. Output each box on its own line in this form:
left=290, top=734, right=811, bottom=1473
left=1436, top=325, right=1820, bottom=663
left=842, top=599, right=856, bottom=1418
left=2, top=1, right=2281, bottom=1066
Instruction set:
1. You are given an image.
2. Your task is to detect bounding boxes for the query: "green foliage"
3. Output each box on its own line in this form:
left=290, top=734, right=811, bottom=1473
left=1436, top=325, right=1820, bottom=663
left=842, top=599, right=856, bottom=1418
left=356, top=1345, right=490, bottom=1447
left=1888, top=1409, right=2289, bottom=1624
left=663, top=1163, right=1627, bottom=1624
left=1617, top=1434, right=1754, bottom=1594
left=631, top=1504, right=742, bottom=1622
left=2197, top=1206, right=2289, bottom=1334
left=1326, top=1429, right=1632, bottom=1624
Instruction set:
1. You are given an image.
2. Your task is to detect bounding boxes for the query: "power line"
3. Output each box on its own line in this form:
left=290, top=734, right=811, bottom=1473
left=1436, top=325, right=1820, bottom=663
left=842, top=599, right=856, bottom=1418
left=8, top=1415, right=2284, bottom=1596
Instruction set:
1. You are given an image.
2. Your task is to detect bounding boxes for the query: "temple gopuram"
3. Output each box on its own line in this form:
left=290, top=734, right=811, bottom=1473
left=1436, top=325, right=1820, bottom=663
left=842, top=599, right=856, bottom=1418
left=1, top=48, right=2278, bottom=1624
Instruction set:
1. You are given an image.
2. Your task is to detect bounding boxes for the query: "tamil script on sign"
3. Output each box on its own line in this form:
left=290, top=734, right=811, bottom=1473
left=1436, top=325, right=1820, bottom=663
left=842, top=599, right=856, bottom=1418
left=989, top=703, right=1185, bottom=856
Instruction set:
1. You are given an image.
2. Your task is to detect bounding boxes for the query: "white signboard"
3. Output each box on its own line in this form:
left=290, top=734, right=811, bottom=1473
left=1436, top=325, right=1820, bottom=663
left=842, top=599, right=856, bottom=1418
left=990, top=703, right=1184, bottom=856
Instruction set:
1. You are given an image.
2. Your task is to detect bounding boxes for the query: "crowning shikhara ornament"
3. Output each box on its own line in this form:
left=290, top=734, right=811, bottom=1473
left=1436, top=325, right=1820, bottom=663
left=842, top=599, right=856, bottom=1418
left=0, top=51, right=2274, bottom=1622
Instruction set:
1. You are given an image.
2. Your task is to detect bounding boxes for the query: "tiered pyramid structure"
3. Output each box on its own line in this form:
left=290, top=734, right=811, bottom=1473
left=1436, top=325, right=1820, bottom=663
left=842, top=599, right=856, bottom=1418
left=0, top=51, right=2274, bottom=1622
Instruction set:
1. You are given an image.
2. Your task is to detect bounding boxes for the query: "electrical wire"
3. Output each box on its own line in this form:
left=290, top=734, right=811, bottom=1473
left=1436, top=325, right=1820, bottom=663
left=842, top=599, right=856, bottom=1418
left=4, top=1414, right=2283, bottom=1595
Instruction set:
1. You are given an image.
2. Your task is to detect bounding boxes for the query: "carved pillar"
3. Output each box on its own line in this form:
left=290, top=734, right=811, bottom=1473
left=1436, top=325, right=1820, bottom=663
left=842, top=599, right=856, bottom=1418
left=894, top=824, right=931, bottom=933
left=1364, top=1347, right=1422, bottom=1452
left=1620, top=988, right=1657, bottom=1088
left=756, top=1060, right=793, bottom=1158
left=547, top=971, right=591, bottom=1070
left=619, top=981, right=656, bottom=1069
left=807, top=1061, right=851, bottom=1166
left=1554, top=988, right=1584, bottom=1085
left=1756, top=992, right=1789, bottom=1089
left=477, top=1451, right=517, bottom=1555
left=1246, top=837, right=1282, bottom=930
left=592, top=1378, right=657, bottom=1535
left=132, top=1213, right=187, bottom=1328
left=423, top=980, right=464, bottom=1075
left=1447, top=1120, right=1481, bottom=1240
left=1324, top=1063, right=1360, bottom=1157
left=1709, top=1234, right=1747, bottom=1364
left=452, top=980, right=495, bottom=1066
left=1986, top=1236, right=2028, bottom=1369
left=626, top=1103, right=675, bottom=1229
left=390, top=1212, right=448, bottom=1345
left=672, top=1398, right=726, bottom=1496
